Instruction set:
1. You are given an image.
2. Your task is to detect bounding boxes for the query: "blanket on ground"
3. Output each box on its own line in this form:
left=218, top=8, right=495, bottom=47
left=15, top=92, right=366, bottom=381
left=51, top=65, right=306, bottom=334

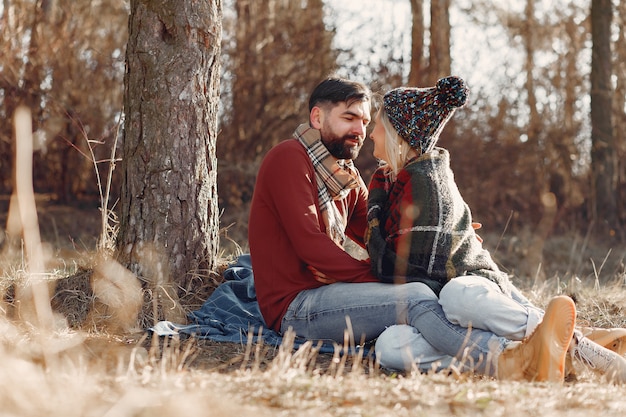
left=150, top=254, right=367, bottom=355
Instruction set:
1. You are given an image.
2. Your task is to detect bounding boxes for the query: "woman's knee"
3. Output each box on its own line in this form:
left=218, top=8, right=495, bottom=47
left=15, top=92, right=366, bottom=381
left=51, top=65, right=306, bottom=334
left=439, top=276, right=498, bottom=319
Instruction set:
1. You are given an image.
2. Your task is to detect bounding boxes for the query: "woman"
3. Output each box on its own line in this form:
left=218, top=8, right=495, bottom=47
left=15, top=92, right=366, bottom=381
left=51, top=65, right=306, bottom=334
left=367, top=76, right=626, bottom=383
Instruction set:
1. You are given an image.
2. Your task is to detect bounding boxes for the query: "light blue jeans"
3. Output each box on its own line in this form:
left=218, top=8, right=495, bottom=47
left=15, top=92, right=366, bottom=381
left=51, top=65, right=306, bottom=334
left=281, top=281, right=510, bottom=376
left=374, top=276, right=545, bottom=373
left=440, top=275, right=544, bottom=340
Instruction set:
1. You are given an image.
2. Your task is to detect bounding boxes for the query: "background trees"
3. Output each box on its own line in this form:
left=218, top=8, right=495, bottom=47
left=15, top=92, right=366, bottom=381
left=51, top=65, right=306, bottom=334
left=0, top=0, right=127, bottom=201
left=1, top=0, right=625, bottom=284
left=217, top=0, right=335, bottom=244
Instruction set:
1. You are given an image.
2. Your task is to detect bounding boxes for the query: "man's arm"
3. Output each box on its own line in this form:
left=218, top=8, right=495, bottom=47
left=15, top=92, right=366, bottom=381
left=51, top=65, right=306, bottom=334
left=263, top=144, right=375, bottom=283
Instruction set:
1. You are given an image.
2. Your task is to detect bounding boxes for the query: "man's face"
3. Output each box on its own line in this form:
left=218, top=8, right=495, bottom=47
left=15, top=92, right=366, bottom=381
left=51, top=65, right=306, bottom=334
left=312, top=100, right=371, bottom=160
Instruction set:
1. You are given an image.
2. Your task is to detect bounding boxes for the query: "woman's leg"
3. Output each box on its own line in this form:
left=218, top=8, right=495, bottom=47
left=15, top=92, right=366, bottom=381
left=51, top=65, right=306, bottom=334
left=439, top=275, right=544, bottom=340
left=281, top=281, right=508, bottom=376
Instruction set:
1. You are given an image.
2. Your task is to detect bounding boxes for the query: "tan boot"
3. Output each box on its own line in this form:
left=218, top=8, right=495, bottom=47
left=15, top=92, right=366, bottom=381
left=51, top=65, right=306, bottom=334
left=498, top=295, right=576, bottom=382
left=570, top=330, right=626, bottom=384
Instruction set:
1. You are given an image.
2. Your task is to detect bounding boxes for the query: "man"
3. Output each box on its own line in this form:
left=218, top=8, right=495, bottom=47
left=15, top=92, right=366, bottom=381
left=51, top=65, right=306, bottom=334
left=249, top=78, right=376, bottom=336
left=248, top=76, right=576, bottom=382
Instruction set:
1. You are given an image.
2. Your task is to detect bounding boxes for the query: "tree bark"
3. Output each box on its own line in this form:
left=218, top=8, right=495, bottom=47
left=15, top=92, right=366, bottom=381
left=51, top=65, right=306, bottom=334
left=118, top=0, right=222, bottom=319
left=427, top=0, right=451, bottom=84
left=408, top=0, right=424, bottom=86
left=590, top=0, right=620, bottom=239
left=614, top=0, right=626, bottom=227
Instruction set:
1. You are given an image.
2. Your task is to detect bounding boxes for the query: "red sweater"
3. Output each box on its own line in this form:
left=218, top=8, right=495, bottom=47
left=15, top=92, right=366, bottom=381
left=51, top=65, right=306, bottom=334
left=248, top=138, right=378, bottom=332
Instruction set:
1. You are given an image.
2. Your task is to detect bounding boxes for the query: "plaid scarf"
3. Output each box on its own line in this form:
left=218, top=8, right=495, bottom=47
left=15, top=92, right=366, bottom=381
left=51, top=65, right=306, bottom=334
left=294, top=123, right=360, bottom=246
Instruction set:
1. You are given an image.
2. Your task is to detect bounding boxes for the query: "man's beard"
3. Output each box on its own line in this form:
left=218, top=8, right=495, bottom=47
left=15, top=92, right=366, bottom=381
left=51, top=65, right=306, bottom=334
left=320, top=130, right=362, bottom=160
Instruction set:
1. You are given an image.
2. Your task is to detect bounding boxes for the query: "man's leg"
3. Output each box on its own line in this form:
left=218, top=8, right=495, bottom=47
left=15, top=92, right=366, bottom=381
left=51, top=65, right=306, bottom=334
left=374, top=324, right=453, bottom=373
left=281, top=281, right=507, bottom=376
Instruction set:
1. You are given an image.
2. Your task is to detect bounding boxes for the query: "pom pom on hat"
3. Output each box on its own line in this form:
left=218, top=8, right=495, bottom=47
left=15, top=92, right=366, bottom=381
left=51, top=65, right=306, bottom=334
left=383, top=75, right=469, bottom=154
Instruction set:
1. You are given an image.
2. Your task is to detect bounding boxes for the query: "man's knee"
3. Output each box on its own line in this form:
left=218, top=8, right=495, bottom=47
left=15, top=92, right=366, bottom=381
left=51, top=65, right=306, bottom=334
left=403, top=281, right=439, bottom=301
left=375, top=325, right=423, bottom=371
left=375, top=325, right=452, bottom=372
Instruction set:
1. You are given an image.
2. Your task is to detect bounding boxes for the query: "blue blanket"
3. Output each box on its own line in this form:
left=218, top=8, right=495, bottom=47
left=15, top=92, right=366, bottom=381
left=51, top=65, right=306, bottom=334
left=150, top=254, right=367, bottom=355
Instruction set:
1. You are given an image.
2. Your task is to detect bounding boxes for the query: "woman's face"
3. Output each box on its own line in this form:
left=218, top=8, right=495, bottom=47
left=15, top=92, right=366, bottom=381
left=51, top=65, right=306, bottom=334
left=369, top=111, right=389, bottom=162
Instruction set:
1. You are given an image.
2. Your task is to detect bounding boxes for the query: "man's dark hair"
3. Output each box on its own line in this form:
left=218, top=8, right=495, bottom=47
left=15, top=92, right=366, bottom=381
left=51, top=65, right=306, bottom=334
left=308, top=77, right=371, bottom=112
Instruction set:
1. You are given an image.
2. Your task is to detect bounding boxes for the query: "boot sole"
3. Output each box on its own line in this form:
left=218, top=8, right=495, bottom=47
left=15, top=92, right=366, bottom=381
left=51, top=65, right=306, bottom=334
left=534, top=295, right=576, bottom=382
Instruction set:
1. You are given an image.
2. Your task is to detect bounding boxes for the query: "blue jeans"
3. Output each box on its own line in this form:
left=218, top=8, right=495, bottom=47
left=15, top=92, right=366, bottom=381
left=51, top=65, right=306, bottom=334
left=440, top=275, right=544, bottom=340
left=376, top=276, right=545, bottom=373
left=374, top=324, right=453, bottom=372
left=281, top=281, right=509, bottom=376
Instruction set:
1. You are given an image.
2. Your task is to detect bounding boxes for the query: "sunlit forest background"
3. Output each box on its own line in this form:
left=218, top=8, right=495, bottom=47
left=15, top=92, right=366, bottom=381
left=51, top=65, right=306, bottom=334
left=2, top=2, right=626, bottom=415
left=2, top=0, right=626, bottom=281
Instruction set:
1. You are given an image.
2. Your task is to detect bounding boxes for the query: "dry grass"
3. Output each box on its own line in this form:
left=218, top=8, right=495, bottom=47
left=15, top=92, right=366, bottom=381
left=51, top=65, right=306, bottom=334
left=2, top=108, right=626, bottom=416
left=1, top=204, right=626, bottom=417
left=0, top=306, right=626, bottom=417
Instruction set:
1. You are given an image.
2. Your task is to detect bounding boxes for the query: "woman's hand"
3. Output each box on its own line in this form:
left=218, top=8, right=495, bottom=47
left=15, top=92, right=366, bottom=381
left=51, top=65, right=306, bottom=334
left=472, top=222, right=483, bottom=243
left=307, top=265, right=337, bottom=284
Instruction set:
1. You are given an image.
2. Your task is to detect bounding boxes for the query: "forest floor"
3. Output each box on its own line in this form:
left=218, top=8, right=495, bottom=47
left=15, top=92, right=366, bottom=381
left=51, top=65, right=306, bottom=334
left=1, top=198, right=626, bottom=416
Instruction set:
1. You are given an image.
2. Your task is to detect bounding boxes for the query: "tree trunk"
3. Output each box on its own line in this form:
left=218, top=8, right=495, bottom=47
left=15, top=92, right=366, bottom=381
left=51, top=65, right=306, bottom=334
left=520, top=0, right=548, bottom=281
left=614, top=0, right=626, bottom=227
left=408, top=0, right=424, bottom=86
left=118, top=0, right=222, bottom=321
left=427, top=0, right=451, bottom=84
left=590, top=0, right=620, bottom=239
left=524, top=0, right=540, bottom=143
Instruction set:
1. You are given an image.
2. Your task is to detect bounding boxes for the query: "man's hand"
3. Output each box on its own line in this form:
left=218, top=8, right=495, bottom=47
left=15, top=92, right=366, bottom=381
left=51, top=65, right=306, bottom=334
left=472, top=222, right=483, bottom=243
left=307, top=265, right=337, bottom=284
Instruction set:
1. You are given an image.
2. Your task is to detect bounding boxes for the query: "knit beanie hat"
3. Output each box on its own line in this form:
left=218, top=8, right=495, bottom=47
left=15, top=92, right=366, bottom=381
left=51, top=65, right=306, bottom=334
left=383, top=75, right=469, bottom=154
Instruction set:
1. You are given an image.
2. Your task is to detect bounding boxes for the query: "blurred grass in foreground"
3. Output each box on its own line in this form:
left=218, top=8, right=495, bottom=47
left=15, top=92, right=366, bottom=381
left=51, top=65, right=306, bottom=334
left=1, top=107, right=626, bottom=416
